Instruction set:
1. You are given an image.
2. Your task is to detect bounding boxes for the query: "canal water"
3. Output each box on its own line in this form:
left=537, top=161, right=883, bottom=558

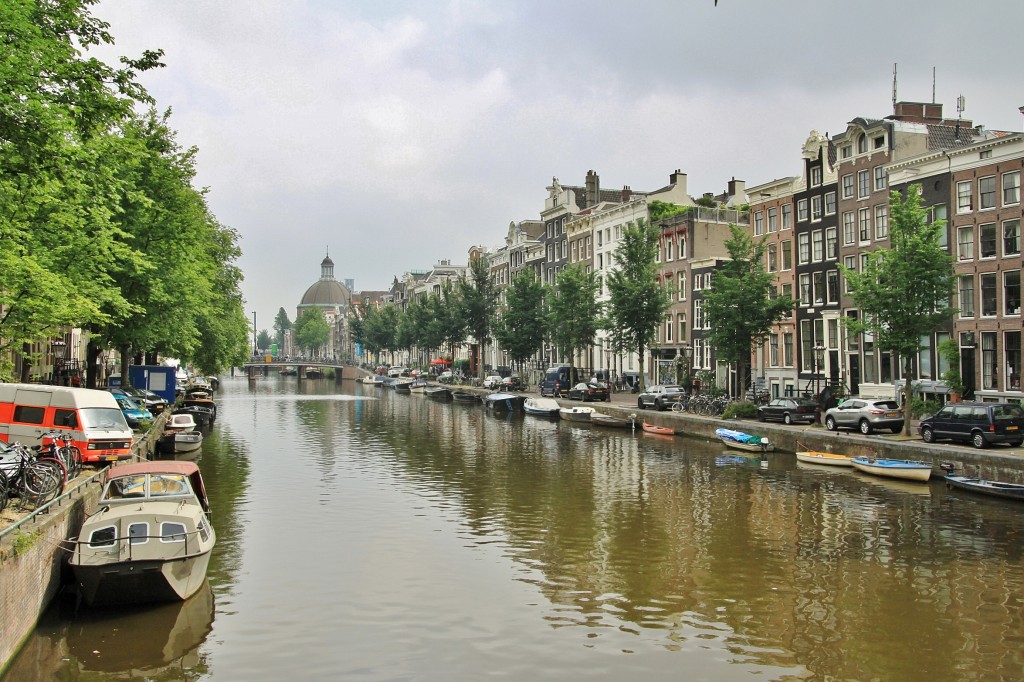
left=6, top=376, right=1024, bottom=680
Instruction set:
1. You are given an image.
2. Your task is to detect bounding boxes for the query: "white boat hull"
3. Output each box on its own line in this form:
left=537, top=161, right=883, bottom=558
left=852, top=458, right=932, bottom=482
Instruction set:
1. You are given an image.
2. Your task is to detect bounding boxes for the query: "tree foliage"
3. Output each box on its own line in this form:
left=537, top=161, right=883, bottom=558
left=842, top=185, right=955, bottom=434
left=273, top=308, right=292, bottom=347
left=605, top=219, right=672, bottom=392
left=702, top=224, right=795, bottom=397
left=495, top=269, right=547, bottom=370
left=293, top=308, right=330, bottom=356
left=548, top=263, right=601, bottom=379
left=458, top=257, right=498, bottom=379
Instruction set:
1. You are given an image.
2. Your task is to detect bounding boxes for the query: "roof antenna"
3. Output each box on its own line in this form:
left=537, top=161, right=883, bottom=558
left=892, top=63, right=897, bottom=111
left=956, top=95, right=966, bottom=142
left=932, top=66, right=936, bottom=103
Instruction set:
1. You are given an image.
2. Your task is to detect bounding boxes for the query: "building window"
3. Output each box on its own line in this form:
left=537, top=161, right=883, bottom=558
left=693, top=299, right=704, bottom=329
left=1005, top=270, right=1021, bottom=316
left=781, top=240, right=792, bottom=270
left=843, top=255, right=856, bottom=293
left=782, top=204, right=792, bottom=230
left=928, top=204, right=949, bottom=248
left=982, top=332, right=997, bottom=390
left=841, top=145, right=852, bottom=159
left=825, top=227, right=837, bottom=260
left=679, top=277, right=686, bottom=300
left=678, top=313, right=686, bottom=341
left=798, top=233, right=810, bottom=264
left=824, top=191, right=836, bottom=216
left=767, top=243, right=777, bottom=272
left=858, top=170, right=871, bottom=198
left=1007, top=331, right=1021, bottom=390
left=857, top=135, right=868, bottom=154
left=810, top=166, right=822, bottom=187
left=858, top=208, right=871, bottom=242
left=874, top=166, right=886, bottom=191
left=666, top=239, right=674, bottom=261
left=754, top=211, right=764, bottom=235
left=769, top=335, right=779, bottom=367
left=843, top=212, right=855, bottom=245
left=959, top=275, right=975, bottom=317
left=827, top=270, right=839, bottom=303
left=811, top=195, right=822, bottom=221
left=980, top=223, right=997, bottom=259
left=1004, top=219, right=1021, bottom=256
left=979, top=176, right=997, bottom=210
left=842, top=174, right=854, bottom=199
left=957, top=225, right=974, bottom=260
left=812, top=230, right=824, bottom=261
left=813, top=271, right=825, bottom=305
left=981, top=273, right=997, bottom=317
left=693, top=273, right=701, bottom=291
left=679, top=235, right=687, bottom=259
left=799, top=273, right=811, bottom=305
left=768, top=207, right=778, bottom=232
left=783, top=332, right=794, bottom=367
left=957, top=181, right=973, bottom=213
left=782, top=283, right=793, bottom=317
left=665, top=317, right=673, bottom=342
left=874, top=205, right=888, bottom=240
left=1004, top=171, right=1021, bottom=206
left=797, top=199, right=809, bottom=222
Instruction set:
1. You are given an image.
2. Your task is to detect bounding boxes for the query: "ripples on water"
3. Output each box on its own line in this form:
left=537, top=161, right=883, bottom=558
left=6, top=376, right=1024, bottom=681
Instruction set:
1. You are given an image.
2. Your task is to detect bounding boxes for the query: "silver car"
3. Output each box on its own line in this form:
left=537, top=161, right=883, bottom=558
left=637, top=384, right=685, bottom=411
left=824, top=399, right=904, bottom=434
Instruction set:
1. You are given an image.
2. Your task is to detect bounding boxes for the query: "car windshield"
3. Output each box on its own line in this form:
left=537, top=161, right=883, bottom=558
left=79, top=407, right=129, bottom=431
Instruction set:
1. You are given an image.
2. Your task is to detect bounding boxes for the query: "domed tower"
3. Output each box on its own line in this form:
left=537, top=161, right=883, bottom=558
left=296, top=252, right=352, bottom=360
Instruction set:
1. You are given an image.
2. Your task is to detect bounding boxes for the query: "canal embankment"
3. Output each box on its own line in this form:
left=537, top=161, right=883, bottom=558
left=0, top=413, right=166, bottom=672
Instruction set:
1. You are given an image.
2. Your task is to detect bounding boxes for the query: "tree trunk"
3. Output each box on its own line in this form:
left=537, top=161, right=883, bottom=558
left=120, top=345, right=131, bottom=387
left=904, top=358, right=914, bottom=437
left=86, top=339, right=100, bottom=389
left=637, top=341, right=646, bottom=393
left=19, top=342, right=32, bottom=383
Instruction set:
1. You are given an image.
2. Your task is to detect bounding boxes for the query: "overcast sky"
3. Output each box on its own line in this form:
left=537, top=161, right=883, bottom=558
left=92, top=0, right=1024, bottom=333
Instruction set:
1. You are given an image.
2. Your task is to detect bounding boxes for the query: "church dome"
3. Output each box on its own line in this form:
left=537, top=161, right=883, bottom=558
left=300, top=279, right=350, bottom=306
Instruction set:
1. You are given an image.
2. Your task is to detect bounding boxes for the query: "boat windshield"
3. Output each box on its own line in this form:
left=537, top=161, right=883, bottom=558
left=79, top=407, right=129, bottom=430
left=104, top=473, right=192, bottom=500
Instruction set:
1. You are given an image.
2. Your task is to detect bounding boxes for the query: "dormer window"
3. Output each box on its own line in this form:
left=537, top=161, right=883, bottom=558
left=857, top=135, right=868, bottom=154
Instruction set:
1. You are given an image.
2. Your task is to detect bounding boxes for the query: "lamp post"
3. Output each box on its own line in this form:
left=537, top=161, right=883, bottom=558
left=252, top=311, right=257, bottom=356
left=681, top=342, right=694, bottom=396
left=51, top=338, right=67, bottom=385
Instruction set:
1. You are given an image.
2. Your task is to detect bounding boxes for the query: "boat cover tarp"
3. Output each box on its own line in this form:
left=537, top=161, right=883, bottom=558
left=715, top=428, right=769, bottom=445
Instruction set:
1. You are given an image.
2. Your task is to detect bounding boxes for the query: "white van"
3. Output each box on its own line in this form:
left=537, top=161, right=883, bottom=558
left=0, top=384, right=134, bottom=462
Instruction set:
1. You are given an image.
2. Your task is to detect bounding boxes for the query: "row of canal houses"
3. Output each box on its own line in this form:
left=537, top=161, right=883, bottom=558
left=386, top=99, right=1024, bottom=404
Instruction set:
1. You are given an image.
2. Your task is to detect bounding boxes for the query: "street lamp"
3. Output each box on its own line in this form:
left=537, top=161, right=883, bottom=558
left=252, top=311, right=257, bottom=356
left=681, top=342, right=694, bottom=396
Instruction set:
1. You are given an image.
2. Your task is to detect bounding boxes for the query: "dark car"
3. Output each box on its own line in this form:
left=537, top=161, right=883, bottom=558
left=637, top=384, right=685, bottom=410
left=108, top=386, right=169, bottom=416
left=540, top=366, right=580, bottom=397
left=823, top=399, right=903, bottom=434
left=918, top=402, right=1024, bottom=449
left=499, top=375, right=524, bottom=391
left=756, top=397, right=818, bottom=425
left=567, top=382, right=610, bottom=402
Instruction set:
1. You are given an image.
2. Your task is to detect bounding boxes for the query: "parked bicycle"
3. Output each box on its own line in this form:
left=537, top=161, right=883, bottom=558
left=39, top=431, right=82, bottom=481
left=0, top=440, right=65, bottom=508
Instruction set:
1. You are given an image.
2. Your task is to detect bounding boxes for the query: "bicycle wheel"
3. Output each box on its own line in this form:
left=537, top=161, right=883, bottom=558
left=671, top=401, right=684, bottom=413
left=23, top=460, right=64, bottom=500
left=0, top=470, right=9, bottom=513
left=67, top=446, right=83, bottom=479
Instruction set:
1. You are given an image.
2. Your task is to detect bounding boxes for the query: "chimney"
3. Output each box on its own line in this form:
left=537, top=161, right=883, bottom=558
left=670, top=169, right=688, bottom=197
left=585, top=170, right=600, bottom=208
left=621, top=185, right=632, bottom=202
left=727, top=177, right=746, bottom=197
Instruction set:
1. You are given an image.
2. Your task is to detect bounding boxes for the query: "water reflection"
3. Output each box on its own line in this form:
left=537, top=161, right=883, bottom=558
left=6, top=376, right=1024, bottom=680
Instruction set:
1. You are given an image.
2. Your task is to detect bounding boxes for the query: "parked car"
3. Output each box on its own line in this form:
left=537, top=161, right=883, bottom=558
left=387, top=367, right=409, bottom=378
left=757, top=397, right=819, bottom=425
left=918, top=402, right=1024, bottom=448
left=112, top=394, right=153, bottom=429
left=637, top=384, right=685, bottom=410
left=112, top=385, right=169, bottom=415
left=823, top=399, right=904, bottom=434
left=567, top=382, right=610, bottom=402
left=483, top=375, right=503, bottom=389
left=438, top=370, right=455, bottom=384
left=540, top=365, right=580, bottom=397
left=499, top=375, right=524, bottom=391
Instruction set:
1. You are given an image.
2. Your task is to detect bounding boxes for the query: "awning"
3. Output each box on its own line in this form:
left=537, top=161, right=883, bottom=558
left=430, top=358, right=452, bottom=366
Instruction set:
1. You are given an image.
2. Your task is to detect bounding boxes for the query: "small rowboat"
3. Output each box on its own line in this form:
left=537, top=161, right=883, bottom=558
left=451, top=390, right=480, bottom=403
left=940, top=464, right=1024, bottom=501
left=590, top=412, right=632, bottom=428
left=795, top=451, right=854, bottom=467
left=716, top=428, right=774, bottom=452
left=559, top=406, right=594, bottom=423
left=642, top=422, right=677, bottom=436
left=851, top=457, right=932, bottom=482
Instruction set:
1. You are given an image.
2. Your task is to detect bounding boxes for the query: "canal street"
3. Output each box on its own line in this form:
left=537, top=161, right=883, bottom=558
left=5, top=375, right=1024, bottom=680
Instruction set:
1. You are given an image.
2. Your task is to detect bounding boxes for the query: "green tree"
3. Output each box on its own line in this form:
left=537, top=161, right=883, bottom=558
left=548, top=263, right=602, bottom=382
left=605, top=219, right=672, bottom=393
left=294, top=308, right=330, bottom=357
left=495, top=270, right=546, bottom=371
left=702, top=225, right=795, bottom=398
left=257, top=330, right=272, bottom=351
left=432, top=283, right=465, bottom=366
left=458, top=257, right=499, bottom=380
left=842, top=185, right=955, bottom=435
left=273, top=308, right=292, bottom=347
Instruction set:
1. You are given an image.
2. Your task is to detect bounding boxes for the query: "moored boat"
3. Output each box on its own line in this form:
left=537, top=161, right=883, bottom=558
left=68, top=461, right=216, bottom=606
left=408, top=378, right=428, bottom=392
left=941, top=464, right=1024, bottom=501
left=484, top=392, right=526, bottom=412
left=851, top=456, right=932, bottom=482
left=393, top=379, right=413, bottom=393
left=157, top=413, right=203, bottom=455
left=590, top=412, right=633, bottom=428
left=452, top=390, right=480, bottom=403
left=523, top=397, right=561, bottom=417
left=795, top=451, right=854, bottom=467
left=642, top=422, right=677, bottom=436
left=424, top=386, right=452, bottom=401
left=715, top=428, right=775, bottom=452
left=560, top=406, right=595, bottom=422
